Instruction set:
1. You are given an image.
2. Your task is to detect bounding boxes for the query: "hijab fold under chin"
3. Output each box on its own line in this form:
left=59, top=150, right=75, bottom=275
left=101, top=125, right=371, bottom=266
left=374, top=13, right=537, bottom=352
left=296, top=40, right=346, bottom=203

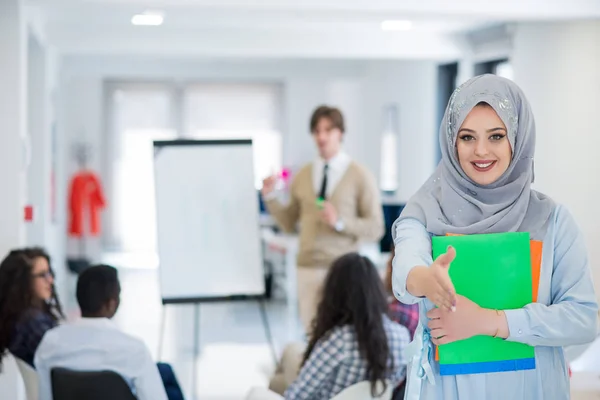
left=394, top=74, right=555, bottom=241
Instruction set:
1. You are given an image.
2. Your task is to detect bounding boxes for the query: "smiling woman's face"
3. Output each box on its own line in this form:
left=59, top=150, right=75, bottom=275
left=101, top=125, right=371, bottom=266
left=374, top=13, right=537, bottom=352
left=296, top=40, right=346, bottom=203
left=456, top=103, right=512, bottom=185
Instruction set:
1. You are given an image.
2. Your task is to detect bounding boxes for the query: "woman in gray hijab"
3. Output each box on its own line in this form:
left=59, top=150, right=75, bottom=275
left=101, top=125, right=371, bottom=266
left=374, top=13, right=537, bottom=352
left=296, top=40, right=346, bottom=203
left=392, top=74, right=597, bottom=400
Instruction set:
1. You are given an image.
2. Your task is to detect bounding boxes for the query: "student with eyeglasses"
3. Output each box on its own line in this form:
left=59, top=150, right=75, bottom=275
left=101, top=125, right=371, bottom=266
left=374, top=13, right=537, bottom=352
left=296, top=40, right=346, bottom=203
left=0, top=247, right=65, bottom=367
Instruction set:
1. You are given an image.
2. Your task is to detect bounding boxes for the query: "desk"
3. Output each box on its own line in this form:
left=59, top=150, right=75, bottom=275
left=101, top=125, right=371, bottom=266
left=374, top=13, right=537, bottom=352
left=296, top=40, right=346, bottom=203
left=261, top=228, right=385, bottom=340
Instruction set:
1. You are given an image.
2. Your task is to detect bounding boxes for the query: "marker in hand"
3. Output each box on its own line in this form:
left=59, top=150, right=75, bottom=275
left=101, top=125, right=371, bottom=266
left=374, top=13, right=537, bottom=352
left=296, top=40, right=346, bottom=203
left=316, top=197, right=325, bottom=209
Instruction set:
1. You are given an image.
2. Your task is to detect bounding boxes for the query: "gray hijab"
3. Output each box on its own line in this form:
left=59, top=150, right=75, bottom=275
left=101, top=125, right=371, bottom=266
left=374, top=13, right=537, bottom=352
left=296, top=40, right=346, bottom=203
left=394, top=74, right=555, bottom=241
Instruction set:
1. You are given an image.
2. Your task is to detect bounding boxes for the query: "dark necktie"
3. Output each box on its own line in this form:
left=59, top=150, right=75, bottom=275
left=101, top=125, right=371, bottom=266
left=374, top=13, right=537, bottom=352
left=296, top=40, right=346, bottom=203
left=318, top=164, right=329, bottom=200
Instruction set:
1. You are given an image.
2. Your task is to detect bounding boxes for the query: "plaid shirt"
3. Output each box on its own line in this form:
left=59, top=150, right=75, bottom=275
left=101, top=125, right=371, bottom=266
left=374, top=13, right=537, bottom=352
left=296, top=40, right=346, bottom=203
left=388, top=299, right=419, bottom=340
left=9, top=309, right=57, bottom=367
left=285, top=316, right=410, bottom=400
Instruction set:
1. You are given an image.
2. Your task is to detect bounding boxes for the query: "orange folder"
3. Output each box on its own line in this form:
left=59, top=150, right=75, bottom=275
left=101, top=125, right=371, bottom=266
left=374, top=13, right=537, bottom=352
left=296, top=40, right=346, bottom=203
left=433, top=235, right=542, bottom=361
left=530, top=240, right=542, bottom=302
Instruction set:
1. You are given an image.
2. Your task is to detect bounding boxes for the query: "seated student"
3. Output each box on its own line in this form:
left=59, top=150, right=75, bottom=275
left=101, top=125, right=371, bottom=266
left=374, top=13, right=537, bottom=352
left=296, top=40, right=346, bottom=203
left=385, top=245, right=419, bottom=339
left=0, top=248, right=64, bottom=368
left=35, top=265, right=184, bottom=400
left=268, top=248, right=419, bottom=396
left=248, top=253, right=410, bottom=400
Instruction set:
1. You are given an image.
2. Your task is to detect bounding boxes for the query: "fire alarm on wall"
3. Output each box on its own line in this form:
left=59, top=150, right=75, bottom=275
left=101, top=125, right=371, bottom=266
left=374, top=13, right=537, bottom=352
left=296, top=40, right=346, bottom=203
left=24, top=205, right=34, bottom=222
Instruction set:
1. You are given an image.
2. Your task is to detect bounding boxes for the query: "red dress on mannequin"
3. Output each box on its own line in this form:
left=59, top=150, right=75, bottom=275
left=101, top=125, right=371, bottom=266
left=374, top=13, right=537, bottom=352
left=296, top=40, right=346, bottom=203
left=68, top=171, right=106, bottom=237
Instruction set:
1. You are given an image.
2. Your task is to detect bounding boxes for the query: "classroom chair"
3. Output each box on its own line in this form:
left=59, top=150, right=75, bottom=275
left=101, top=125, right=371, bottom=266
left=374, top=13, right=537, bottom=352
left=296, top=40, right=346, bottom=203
left=12, top=354, right=38, bottom=400
left=51, top=367, right=136, bottom=400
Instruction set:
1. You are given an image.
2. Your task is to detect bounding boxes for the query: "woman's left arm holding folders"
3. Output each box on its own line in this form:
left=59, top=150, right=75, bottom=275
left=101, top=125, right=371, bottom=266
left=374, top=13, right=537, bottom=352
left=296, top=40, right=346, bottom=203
left=503, top=206, right=597, bottom=347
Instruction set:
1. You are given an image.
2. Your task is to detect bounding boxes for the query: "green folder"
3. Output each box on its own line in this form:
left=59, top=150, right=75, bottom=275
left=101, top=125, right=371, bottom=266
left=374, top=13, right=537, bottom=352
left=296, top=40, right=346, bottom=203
left=432, top=232, right=534, bottom=371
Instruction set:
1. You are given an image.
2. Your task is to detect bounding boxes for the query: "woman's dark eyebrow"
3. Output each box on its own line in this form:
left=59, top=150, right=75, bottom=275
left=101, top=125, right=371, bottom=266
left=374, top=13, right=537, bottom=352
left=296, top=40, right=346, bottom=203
left=458, top=127, right=506, bottom=134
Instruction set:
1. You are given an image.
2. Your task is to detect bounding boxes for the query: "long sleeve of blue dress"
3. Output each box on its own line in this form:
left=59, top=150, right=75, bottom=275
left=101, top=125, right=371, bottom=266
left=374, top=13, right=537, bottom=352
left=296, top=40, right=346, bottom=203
left=505, top=206, right=597, bottom=347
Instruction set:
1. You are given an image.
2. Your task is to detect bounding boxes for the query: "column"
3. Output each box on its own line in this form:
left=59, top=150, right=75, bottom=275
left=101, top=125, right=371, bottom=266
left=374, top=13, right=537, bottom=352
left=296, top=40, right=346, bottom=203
left=0, top=1, right=27, bottom=398
left=512, top=21, right=600, bottom=294
left=0, top=0, right=27, bottom=257
left=26, top=34, right=49, bottom=247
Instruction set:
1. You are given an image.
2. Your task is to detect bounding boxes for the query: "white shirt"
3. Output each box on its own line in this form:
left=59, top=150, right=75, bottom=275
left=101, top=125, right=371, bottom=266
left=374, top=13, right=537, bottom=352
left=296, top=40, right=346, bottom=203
left=312, top=151, right=352, bottom=199
left=34, top=318, right=168, bottom=400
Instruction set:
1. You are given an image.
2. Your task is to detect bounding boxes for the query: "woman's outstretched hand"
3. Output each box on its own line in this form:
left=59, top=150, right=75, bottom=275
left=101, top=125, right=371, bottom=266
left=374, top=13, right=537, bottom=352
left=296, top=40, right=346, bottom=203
left=406, top=246, right=457, bottom=311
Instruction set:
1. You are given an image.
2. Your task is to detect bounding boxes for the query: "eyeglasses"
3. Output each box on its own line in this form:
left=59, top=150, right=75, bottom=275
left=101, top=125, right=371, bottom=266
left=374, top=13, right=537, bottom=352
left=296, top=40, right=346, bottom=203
left=32, top=270, right=54, bottom=280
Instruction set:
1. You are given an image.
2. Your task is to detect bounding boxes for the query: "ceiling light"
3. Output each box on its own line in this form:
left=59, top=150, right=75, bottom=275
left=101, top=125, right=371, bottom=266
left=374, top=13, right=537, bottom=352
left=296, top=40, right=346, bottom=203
left=381, top=20, right=412, bottom=31
left=131, top=10, right=164, bottom=26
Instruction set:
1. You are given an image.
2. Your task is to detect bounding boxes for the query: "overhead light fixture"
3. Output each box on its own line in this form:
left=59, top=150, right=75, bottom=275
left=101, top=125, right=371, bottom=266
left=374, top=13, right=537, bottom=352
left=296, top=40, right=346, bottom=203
left=131, top=10, right=164, bottom=26
left=381, top=20, right=412, bottom=31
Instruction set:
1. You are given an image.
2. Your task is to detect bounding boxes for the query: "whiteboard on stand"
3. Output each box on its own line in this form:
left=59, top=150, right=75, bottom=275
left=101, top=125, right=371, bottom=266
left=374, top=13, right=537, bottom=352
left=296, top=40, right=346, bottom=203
left=153, top=139, right=265, bottom=304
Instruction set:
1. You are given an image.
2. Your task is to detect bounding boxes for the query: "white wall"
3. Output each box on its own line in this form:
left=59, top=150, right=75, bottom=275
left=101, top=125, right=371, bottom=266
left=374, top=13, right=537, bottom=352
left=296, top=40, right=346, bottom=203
left=0, top=6, right=63, bottom=397
left=45, top=48, right=68, bottom=301
left=26, top=34, right=47, bottom=246
left=361, top=61, right=438, bottom=201
left=512, top=20, right=600, bottom=295
left=0, top=0, right=27, bottom=397
left=0, top=0, right=27, bottom=258
left=57, top=56, right=438, bottom=258
left=23, top=16, right=67, bottom=303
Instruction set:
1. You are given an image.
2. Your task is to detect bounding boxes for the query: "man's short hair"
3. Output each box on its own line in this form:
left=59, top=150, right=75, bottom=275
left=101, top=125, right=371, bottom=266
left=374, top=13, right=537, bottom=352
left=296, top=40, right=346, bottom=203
left=310, top=105, right=345, bottom=133
left=76, top=265, right=121, bottom=315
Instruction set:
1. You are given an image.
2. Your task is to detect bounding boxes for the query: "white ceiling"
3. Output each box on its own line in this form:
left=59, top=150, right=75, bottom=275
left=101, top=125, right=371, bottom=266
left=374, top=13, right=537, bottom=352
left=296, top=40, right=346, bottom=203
left=28, top=0, right=600, bottom=60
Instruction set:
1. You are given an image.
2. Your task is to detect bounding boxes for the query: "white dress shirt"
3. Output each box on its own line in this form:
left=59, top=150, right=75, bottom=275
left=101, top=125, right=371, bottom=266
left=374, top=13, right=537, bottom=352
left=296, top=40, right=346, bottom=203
left=34, top=318, right=168, bottom=400
left=263, top=150, right=352, bottom=202
left=312, top=151, right=352, bottom=198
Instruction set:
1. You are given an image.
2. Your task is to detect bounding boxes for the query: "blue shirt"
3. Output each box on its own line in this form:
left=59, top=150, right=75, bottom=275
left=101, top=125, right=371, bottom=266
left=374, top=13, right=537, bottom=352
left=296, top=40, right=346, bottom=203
left=9, top=308, right=57, bottom=367
left=392, top=205, right=598, bottom=400
left=285, top=316, right=410, bottom=400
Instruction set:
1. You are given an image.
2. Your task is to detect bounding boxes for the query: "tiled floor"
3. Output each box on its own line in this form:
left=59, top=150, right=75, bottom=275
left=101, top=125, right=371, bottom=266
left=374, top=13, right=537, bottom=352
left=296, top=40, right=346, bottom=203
left=571, top=336, right=600, bottom=399
left=572, top=372, right=600, bottom=400
left=63, top=267, right=302, bottom=400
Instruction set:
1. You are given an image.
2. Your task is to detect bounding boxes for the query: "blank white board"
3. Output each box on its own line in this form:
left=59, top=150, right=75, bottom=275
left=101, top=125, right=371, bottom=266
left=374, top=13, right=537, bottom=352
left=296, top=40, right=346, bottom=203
left=153, top=139, right=264, bottom=303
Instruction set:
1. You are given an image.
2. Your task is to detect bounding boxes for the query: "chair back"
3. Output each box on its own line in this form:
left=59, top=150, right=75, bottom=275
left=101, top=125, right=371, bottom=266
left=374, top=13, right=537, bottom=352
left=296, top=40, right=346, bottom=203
left=51, top=367, right=137, bottom=400
left=13, top=355, right=38, bottom=400
left=0, top=353, right=28, bottom=400
left=331, top=380, right=393, bottom=400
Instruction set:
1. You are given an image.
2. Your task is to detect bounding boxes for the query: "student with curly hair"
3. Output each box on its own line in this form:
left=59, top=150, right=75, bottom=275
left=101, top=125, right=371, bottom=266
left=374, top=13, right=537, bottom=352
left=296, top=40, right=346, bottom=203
left=0, top=247, right=64, bottom=367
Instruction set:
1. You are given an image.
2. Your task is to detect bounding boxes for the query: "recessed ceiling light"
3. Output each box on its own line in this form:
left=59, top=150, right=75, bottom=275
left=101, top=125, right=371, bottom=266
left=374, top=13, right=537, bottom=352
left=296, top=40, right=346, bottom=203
left=381, top=20, right=412, bottom=31
left=131, top=10, right=164, bottom=26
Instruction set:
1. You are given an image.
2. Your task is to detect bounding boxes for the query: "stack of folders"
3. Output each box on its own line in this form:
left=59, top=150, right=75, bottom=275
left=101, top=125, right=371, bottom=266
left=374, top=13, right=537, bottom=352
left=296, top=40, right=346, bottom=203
left=432, top=232, right=543, bottom=375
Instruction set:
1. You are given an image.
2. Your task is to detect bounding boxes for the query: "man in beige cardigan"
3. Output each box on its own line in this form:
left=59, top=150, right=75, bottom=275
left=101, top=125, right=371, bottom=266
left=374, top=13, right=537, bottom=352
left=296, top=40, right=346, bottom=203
left=261, top=105, right=384, bottom=333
